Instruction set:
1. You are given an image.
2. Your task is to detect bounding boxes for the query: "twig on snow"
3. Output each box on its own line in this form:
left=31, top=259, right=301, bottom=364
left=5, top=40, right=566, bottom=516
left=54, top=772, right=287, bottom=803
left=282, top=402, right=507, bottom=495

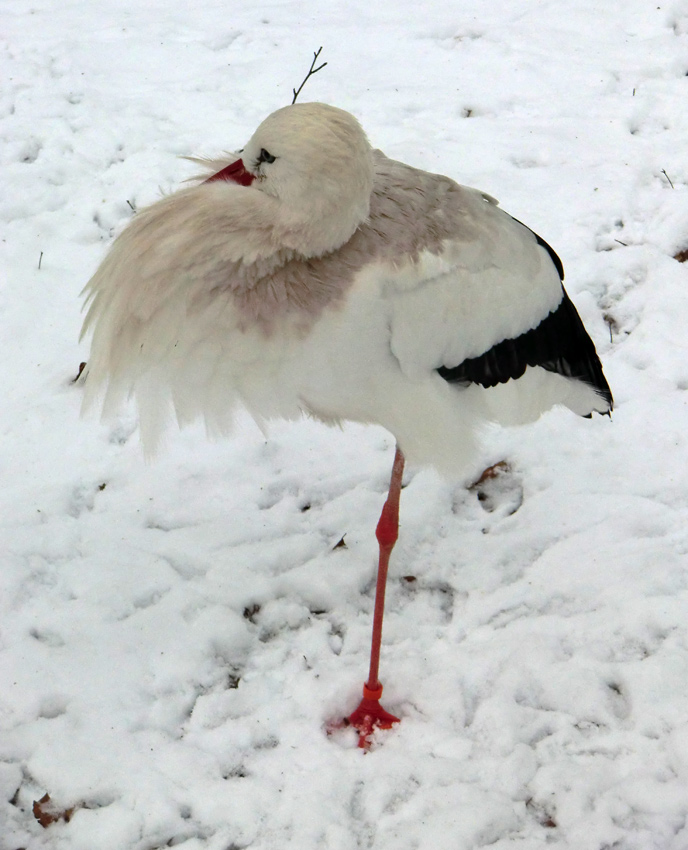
left=661, top=169, right=675, bottom=189
left=292, top=47, right=327, bottom=104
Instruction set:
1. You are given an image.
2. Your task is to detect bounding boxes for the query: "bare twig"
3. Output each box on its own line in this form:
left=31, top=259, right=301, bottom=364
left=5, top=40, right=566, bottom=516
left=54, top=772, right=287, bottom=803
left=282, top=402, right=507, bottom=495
left=72, top=361, right=87, bottom=383
left=38, top=251, right=43, bottom=270
left=661, top=169, right=675, bottom=189
left=604, top=313, right=618, bottom=343
left=292, top=47, right=327, bottom=104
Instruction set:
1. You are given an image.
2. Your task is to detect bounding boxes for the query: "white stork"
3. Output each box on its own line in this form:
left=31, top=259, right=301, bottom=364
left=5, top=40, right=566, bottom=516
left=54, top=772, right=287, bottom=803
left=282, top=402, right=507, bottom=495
left=80, top=102, right=612, bottom=746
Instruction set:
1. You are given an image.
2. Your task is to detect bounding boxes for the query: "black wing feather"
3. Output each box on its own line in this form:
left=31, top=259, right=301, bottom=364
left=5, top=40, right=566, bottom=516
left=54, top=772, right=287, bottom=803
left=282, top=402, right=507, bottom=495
left=437, top=288, right=613, bottom=410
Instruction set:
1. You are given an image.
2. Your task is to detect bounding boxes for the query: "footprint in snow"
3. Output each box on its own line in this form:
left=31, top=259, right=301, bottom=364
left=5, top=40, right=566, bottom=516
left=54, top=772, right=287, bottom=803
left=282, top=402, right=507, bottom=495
left=469, top=461, right=523, bottom=518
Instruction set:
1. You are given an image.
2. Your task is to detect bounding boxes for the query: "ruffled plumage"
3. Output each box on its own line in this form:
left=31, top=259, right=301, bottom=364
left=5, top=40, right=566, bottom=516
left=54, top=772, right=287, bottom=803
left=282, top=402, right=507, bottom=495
left=81, top=102, right=611, bottom=470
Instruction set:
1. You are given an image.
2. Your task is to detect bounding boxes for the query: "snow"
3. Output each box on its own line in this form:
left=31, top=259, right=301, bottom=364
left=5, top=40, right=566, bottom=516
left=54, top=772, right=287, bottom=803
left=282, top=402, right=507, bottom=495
left=2, top=0, right=688, bottom=847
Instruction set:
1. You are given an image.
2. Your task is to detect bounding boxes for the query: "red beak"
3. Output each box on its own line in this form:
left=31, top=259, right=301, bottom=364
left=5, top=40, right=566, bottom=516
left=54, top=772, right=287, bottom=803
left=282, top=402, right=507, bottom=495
left=204, top=158, right=255, bottom=187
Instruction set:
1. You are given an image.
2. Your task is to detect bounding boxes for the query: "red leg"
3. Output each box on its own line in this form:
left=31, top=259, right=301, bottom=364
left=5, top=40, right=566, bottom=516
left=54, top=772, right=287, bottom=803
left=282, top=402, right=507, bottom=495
left=347, top=445, right=404, bottom=747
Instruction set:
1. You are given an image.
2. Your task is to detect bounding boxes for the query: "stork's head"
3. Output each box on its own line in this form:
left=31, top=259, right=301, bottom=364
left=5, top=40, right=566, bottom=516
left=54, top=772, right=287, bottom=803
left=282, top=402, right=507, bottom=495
left=206, top=103, right=374, bottom=257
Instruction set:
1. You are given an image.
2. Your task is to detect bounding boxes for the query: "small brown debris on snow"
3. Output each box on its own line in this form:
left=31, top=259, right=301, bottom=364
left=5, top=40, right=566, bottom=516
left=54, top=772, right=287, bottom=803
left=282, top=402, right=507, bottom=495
left=471, top=461, right=510, bottom=488
left=32, top=793, right=76, bottom=828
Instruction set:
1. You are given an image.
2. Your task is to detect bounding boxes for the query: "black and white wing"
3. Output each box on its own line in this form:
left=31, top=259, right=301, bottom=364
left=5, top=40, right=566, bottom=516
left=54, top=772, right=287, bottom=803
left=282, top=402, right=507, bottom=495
left=374, top=153, right=612, bottom=421
left=437, top=227, right=613, bottom=415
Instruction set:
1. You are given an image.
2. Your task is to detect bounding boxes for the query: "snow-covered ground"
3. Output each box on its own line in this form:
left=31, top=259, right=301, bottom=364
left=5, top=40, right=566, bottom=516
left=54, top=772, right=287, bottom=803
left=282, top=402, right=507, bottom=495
left=3, top=1, right=688, bottom=847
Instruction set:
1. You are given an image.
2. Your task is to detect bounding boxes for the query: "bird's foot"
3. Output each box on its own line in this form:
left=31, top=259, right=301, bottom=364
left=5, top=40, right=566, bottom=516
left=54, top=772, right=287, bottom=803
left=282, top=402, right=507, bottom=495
left=346, top=683, right=400, bottom=748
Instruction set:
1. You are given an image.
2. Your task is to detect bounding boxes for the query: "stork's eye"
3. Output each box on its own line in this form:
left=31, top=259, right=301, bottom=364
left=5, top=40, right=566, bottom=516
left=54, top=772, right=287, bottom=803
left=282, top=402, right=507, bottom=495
left=257, top=148, right=276, bottom=165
